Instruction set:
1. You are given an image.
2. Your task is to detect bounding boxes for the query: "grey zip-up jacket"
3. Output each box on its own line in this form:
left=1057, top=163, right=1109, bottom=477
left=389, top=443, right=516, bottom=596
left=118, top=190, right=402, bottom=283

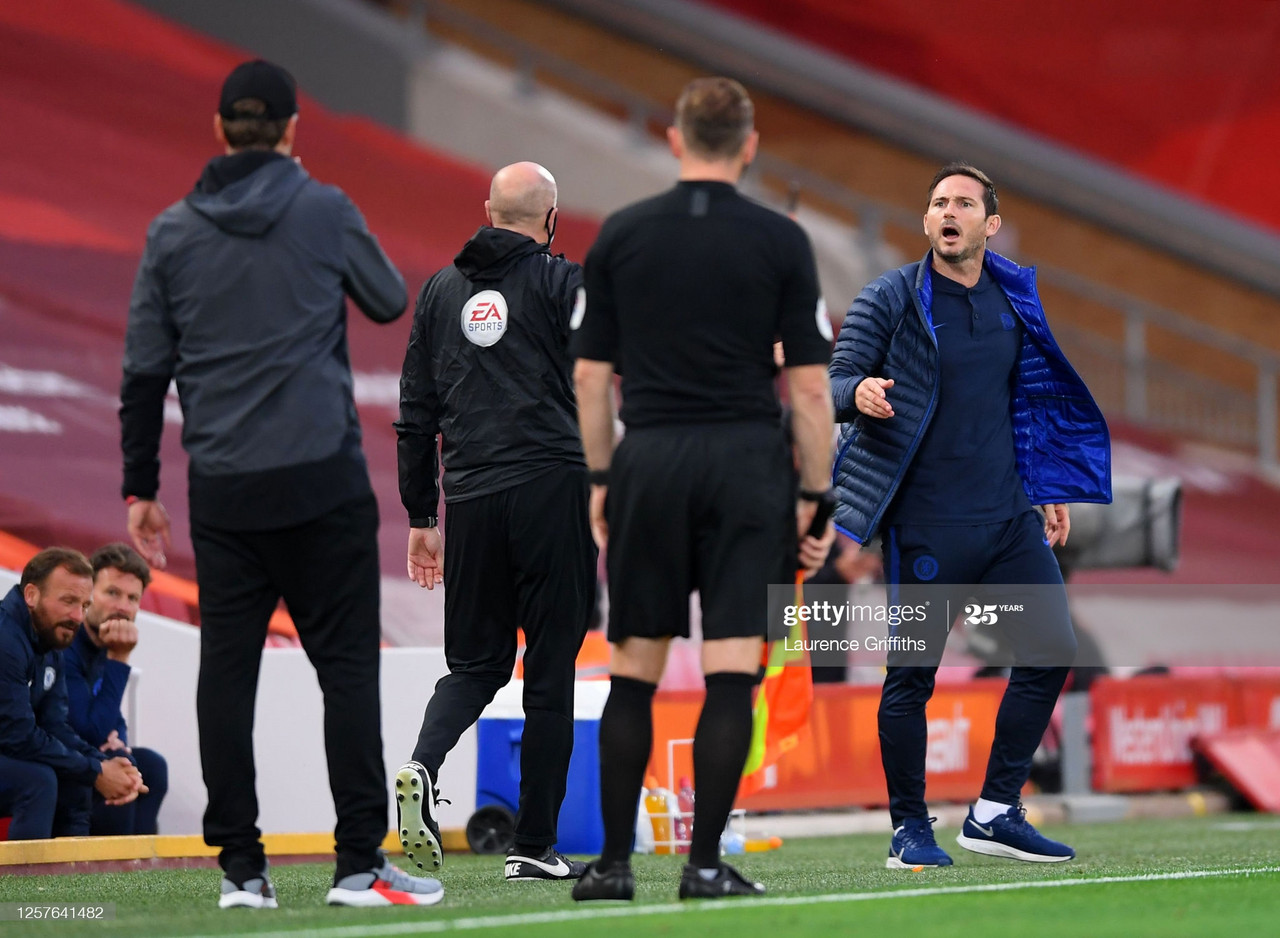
left=121, top=152, right=406, bottom=529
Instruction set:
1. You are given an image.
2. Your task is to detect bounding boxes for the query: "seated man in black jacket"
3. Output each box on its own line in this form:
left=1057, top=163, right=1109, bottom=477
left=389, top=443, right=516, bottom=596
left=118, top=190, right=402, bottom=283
left=0, top=548, right=145, bottom=839
left=395, top=161, right=596, bottom=883
left=64, top=543, right=168, bottom=835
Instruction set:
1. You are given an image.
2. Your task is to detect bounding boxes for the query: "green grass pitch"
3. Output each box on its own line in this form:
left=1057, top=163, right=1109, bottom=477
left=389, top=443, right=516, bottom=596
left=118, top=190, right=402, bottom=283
left=1, top=815, right=1278, bottom=937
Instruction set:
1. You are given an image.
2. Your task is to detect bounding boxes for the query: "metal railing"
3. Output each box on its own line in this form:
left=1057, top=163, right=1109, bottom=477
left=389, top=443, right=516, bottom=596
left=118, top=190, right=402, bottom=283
left=411, top=0, right=1280, bottom=470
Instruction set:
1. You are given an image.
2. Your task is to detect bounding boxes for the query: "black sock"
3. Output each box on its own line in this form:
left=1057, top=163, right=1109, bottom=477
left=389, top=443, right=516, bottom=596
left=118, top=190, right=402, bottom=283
left=689, top=671, right=755, bottom=869
left=598, top=675, right=656, bottom=867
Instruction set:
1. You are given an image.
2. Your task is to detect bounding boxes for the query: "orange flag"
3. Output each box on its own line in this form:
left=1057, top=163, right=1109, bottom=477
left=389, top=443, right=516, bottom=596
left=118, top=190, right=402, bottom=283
left=741, top=573, right=813, bottom=797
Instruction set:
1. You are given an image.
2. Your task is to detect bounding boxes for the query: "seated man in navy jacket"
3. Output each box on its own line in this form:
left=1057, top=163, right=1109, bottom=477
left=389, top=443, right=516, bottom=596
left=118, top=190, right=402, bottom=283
left=0, top=548, right=145, bottom=839
left=65, top=543, right=168, bottom=835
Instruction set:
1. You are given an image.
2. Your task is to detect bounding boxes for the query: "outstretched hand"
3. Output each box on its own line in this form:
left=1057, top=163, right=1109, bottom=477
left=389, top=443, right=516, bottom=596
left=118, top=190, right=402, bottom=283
left=855, top=377, right=895, bottom=419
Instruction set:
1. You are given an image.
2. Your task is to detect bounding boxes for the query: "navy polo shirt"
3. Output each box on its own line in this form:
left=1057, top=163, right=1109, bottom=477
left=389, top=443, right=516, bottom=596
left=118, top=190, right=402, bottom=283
left=886, top=265, right=1032, bottom=526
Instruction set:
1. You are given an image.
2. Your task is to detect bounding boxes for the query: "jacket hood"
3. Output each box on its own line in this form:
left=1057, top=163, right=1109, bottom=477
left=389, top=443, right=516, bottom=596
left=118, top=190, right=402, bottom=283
left=186, top=154, right=308, bottom=237
left=454, top=227, right=547, bottom=282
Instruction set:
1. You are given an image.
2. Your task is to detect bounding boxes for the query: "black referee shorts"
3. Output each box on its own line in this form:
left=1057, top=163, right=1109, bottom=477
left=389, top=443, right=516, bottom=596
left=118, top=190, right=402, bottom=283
left=605, top=422, right=794, bottom=642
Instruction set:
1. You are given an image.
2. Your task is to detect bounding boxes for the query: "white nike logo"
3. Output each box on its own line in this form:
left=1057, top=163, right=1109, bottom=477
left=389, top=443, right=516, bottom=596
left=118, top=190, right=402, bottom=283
left=507, top=855, right=570, bottom=877
left=972, top=821, right=995, bottom=837
left=536, top=856, right=570, bottom=875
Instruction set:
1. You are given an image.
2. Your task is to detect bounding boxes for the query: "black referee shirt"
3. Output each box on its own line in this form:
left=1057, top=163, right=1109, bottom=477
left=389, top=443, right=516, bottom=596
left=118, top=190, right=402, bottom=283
left=571, top=181, right=831, bottom=428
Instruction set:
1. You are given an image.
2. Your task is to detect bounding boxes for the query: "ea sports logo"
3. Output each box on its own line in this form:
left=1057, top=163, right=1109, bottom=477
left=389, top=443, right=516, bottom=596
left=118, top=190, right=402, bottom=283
left=461, top=290, right=508, bottom=347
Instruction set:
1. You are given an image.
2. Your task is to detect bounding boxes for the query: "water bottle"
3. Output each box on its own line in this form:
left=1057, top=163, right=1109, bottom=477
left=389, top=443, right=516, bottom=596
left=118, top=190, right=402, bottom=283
left=674, top=776, right=695, bottom=854
left=643, top=774, right=676, bottom=854
left=720, top=827, right=746, bottom=855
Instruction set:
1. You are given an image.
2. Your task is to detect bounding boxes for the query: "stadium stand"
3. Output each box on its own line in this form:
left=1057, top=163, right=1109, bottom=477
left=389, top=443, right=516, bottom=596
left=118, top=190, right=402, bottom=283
left=700, top=0, right=1280, bottom=235
left=0, top=0, right=1277, bottom=642
left=1, top=2, right=1279, bottom=848
left=1, top=0, right=1278, bottom=621
left=0, top=0, right=599, bottom=640
left=417, top=0, right=1280, bottom=465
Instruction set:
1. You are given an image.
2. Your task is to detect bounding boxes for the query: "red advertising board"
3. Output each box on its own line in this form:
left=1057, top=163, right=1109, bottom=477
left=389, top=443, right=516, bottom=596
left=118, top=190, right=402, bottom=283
left=648, top=674, right=1280, bottom=807
left=1238, top=677, right=1280, bottom=732
left=1090, top=676, right=1243, bottom=792
left=651, top=679, right=1009, bottom=811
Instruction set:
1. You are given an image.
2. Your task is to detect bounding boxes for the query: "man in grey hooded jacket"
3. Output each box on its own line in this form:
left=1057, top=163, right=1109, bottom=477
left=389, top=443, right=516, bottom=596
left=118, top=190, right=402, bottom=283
left=119, top=59, right=441, bottom=910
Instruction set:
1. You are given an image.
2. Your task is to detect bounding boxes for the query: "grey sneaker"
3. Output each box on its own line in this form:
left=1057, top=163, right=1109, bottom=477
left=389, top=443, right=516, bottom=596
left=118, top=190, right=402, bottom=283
left=396, top=761, right=444, bottom=871
left=326, top=854, right=444, bottom=907
left=218, top=865, right=278, bottom=909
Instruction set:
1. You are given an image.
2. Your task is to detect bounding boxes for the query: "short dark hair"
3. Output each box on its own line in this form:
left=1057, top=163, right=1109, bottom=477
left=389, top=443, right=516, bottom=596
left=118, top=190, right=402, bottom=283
left=20, top=547, right=93, bottom=590
left=221, top=97, right=290, bottom=150
left=90, top=543, right=152, bottom=590
left=928, top=162, right=999, bottom=217
left=675, top=77, right=754, bottom=160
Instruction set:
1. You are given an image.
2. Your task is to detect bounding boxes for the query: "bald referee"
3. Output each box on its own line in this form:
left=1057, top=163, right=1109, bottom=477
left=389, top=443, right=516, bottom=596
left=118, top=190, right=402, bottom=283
left=570, top=77, right=835, bottom=901
left=395, top=162, right=596, bottom=883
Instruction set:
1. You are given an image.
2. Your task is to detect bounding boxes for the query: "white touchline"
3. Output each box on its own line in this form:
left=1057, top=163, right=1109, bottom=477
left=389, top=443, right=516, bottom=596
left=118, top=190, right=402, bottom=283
left=180, top=866, right=1280, bottom=938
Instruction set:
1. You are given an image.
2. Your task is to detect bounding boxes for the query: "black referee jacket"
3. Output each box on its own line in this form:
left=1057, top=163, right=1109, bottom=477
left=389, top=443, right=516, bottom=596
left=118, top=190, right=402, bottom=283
left=397, top=227, right=585, bottom=526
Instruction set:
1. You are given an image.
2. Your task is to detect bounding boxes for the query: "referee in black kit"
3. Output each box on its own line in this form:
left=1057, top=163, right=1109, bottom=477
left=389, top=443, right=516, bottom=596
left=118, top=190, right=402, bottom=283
left=570, top=77, right=836, bottom=901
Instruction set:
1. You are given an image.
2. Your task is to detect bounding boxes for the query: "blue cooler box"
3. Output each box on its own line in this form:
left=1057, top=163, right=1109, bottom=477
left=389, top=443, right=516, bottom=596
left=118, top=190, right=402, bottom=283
left=475, top=680, right=609, bottom=855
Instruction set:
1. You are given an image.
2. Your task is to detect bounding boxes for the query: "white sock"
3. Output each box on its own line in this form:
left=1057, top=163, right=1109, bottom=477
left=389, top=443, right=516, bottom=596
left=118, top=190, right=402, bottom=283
left=972, top=798, right=1012, bottom=824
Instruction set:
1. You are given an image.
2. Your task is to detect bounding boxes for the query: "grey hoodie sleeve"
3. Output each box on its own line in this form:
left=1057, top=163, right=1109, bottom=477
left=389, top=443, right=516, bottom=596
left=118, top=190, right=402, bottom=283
left=120, top=221, right=177, bottom=499
left=340, top=196, right=407, bottom=323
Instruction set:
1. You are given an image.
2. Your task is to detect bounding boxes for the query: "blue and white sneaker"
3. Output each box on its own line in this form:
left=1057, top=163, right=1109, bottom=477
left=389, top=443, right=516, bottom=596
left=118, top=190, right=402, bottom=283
left=887, top=816, right=954, bottom=869
left=956, top=805, right=1075, bottom=862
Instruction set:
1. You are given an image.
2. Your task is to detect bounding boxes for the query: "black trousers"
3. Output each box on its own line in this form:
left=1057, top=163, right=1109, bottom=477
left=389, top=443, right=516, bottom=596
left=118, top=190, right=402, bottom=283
left=411, top=465, right=595, bottom=849
left=191, top=495, right=386, bottom=880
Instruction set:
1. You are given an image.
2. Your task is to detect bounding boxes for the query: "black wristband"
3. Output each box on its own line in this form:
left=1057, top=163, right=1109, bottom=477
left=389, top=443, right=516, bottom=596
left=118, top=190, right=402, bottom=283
left=410, top=516, right=438, bottom=529
left=797, top=487, right=832, bottom=503
left=588, top=469, right=610, bottom=487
